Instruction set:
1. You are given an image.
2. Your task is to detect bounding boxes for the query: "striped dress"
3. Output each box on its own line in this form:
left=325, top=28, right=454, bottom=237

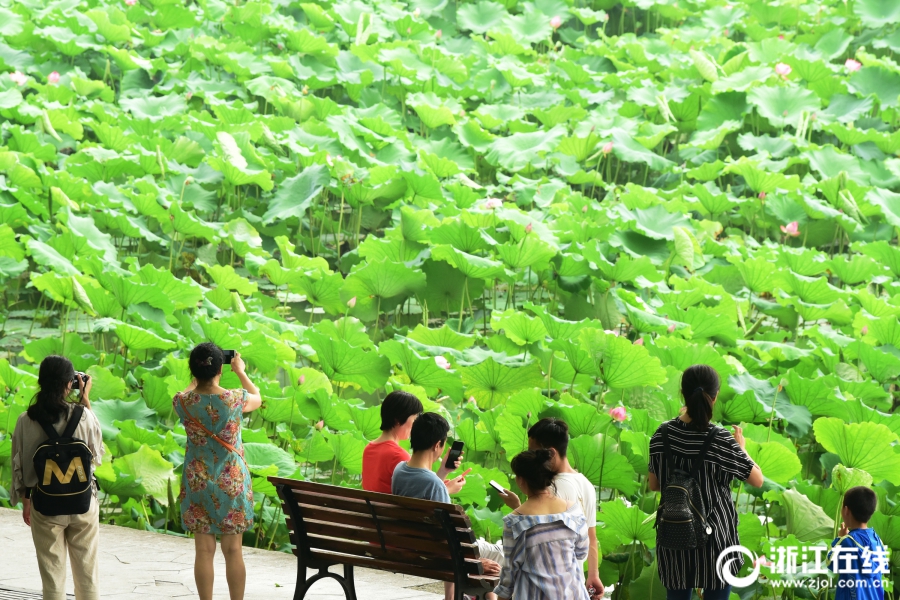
left=648, top=417, right=756, bottom=590
left=493, top=503, right=591, bottom=600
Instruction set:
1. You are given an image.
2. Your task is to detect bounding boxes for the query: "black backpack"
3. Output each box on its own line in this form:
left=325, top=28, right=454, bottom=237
left=655, top=421, right=717, bottom=550
left=32, top=406, right=94, bottom=516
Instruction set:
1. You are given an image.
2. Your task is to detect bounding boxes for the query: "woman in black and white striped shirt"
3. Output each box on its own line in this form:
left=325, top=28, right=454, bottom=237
left=647, top=365, right=765, bottom=600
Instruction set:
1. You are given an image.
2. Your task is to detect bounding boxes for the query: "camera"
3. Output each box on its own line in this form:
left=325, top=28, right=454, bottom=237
left=222, top=350, right=236, bottom=363
left=72, top=372, right=90, bottom=390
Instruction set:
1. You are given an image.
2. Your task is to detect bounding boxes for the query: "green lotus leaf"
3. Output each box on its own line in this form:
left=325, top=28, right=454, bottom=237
left=578, top=328, right=667, bottom=389
left=306, top=329, right=390, bottom=393
left=328, top=431, right=366, bottom=475
left=601, top=497, right=656, bottom=546
left=244, top=442, right=297, bottom=476
left=744, top=439, right=800, bottom=485
left=98, top=445, right=175, bottom=503
left=461, top=357, right=544, bottom=409
left=262, top=164, right=329, bottom=225
left=814, top=418, right=900, bottom=485
left=92, top=398, right=158, bottom=441
left=380, top=339, right=464, bottom=399
left=781, top=488, right=834, bottom=542
left=569, top=434, right=638, bottom=495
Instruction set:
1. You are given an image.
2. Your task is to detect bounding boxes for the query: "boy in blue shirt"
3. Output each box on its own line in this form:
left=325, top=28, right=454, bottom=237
left=827, top=486, right=888, bottom=600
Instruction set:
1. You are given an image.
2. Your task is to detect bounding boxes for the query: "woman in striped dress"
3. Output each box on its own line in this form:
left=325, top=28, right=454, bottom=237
left=648, top=365, right=765, bottom=600
left=494, top=449, right=592, bottom=600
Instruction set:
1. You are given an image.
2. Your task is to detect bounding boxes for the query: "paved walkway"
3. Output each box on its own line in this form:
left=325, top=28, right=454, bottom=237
left=0, top=508, right=442, bottom=599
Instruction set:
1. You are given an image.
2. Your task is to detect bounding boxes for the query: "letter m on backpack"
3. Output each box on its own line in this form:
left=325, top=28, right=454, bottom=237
left=32, top=406, right=94, bottom=516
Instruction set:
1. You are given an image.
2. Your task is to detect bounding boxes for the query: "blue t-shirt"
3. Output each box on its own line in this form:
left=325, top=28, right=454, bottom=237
left=827, top=528, right=887, bottom=600
left=391, top=462, right=451, bottom=504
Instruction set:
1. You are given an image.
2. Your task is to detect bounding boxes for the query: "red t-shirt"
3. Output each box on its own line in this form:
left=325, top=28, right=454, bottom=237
left=362, top=440, right=410, bottom=494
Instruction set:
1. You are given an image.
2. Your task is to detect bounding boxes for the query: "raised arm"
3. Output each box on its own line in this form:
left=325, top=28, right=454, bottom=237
left=231, top=352, right=262, bottom=412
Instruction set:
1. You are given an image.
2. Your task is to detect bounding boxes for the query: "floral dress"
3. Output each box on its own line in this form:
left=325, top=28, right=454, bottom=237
left=173, top=389, right=254, bottom=535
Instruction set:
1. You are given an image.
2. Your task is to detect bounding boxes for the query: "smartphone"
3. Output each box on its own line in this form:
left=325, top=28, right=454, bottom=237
left=489, top=480, right=505, bottom=493
left=445, top=440, right=464, bottom=469
left=459, top=468, right=472, bottom=478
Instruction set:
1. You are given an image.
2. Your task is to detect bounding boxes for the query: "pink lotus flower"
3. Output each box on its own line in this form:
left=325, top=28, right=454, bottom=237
left=609, top=407, right=627, bottom=422
left=435, top=356, right=452, bottom=370
left=525, top=223, right=533, bottom=233
left=277, top=42, right=284, bottom=50
left=604, top=329, right=619, bottom=337
left=186, top=91, right=193, bottom=100
left=582, top=205, right=588, bottom=213
left=298, top=375, right=305, bottom=385
left=845, top=58, right=862, bottom=72
left=435, top=29, right=442, bottom=40
left=9, top=71, right=27, bottom=86
left=125, top=0, right=137, bottom=5
left=633, top=337, right=644, bottom=346
left=347, top=296, right=357, bottom=308
left=667, top=323, right=676, bottom=333
left=724, top=28, right=729, bottom=37
left=468, top=396, right=476, bottom=404
left=48, top=71, right=60, bottom=85
left=780, top=221, right=800, bottom=237
left=550, top=15, right=562, bottom=29
left=861, top=325, right=869, bottom=336
left=758, top=191, right=766, bottom=200
left=602, top=141, right=614, bottom=155
left=778, top=34, right=784, bottom=40
left=315, top=420, right=324, bottom=430
left=754, top=555, right=775, bottom=568
left=775, top=63, right=791, bottom=77
left=484, top=197, right=502, bottom=210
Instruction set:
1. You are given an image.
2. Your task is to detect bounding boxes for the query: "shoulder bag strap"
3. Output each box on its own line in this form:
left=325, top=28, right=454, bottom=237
left=38, top=419, right=60, bottom=441
left=61, top=405, right=85, bottom=439
left=179, top=394, right=247, bottom=466
left=661, top=422, right=675, bottom=487
left=691, top=425, right=719, bottom=479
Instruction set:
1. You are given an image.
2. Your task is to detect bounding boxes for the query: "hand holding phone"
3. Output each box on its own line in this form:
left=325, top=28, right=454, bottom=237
left=444, top=440, right=464, bottom=469
left=489, top=480, right=505, bottom=493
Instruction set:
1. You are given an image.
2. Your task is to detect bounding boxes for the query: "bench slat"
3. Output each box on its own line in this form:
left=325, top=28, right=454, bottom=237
left=300, top=535, right=486, bottom=574
left=283, top=508, right=476, bottom=543
left=291, top=518, right=482, bottom=559
left=287, top=489, right=470, bottom=526
left=299, top=548, right=497, bottom=588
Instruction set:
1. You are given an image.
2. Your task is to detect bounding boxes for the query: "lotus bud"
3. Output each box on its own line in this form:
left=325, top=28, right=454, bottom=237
left=435, top=29, right=442, bottom=40
left=862, top=325, right=869, bottom=336
left=315, top=420, right=324, bottom=430
left=845, top=58, right=862, bottom=72
left=779, top=221, right=800, bottom=237
left=609, top=406, right=627, bottom=422
left=126, top=0, right=137, bottom=5
left=667, top=323, right=676, bottom=333
left=277, top=42, right=284, bottom=50
left=347, top=296, right=357, bottom=308
left=525, top=223, right=533, bottom=233
left=602, top=141, right=614, bottom=155
left=186, top=91, right=193, bottom=100
left=775, top=63, right=791, bottom=77
left=604, top=329, right=619, bottom=337
left=758, top=192, right=766, bottom=200
left=435, top=356, right=451, bottom=370
left=48, top=71, right=60, bottom=85
left=413, top=7, right=420, bottom=17
left=298, top=375, right=306, bottom=385
left=550, top=15, right=562, bottom=29
left=633, top=337, right=644, bottom=346
left=10, top=71, right=26, bottom=86
left=582, top=205, right=588, bottom=213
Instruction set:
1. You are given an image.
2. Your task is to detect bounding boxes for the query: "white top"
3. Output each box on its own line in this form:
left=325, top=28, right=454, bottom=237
left=554, top=471, right=597, bottom=528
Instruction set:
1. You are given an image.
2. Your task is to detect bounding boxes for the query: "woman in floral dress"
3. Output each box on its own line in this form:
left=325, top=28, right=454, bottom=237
left=174, top=343, right=261, bottom=600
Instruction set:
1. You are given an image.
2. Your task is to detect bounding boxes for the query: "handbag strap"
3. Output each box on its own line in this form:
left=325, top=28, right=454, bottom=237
left=661, top=422, right=675, bottom=488
left=690, top=425, right=719, bottom=479
left=179, top=394, right=247, bottom=466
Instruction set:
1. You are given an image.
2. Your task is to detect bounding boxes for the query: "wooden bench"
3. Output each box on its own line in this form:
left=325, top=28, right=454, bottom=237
left=269, top=477, right=500, bottom=600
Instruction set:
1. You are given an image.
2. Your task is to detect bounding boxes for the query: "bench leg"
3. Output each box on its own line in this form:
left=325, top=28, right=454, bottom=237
left=340, top=564, right=358, bottom=600
left=295, top=564, right=358, bottom=600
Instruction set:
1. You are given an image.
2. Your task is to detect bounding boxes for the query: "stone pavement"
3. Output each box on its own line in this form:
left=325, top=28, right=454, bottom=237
left=0, top=508, right=442, bottom=599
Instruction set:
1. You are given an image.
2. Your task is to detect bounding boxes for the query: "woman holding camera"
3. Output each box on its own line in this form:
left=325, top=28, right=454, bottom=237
left=11, top=355, right=104, bottom=600
left=174, top=343, right=262, bottom=600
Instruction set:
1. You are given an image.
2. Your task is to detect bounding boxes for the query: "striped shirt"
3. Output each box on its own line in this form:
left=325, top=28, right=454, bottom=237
left=648, top=417, right=755, bottom=590
left=493, top=503, right=591, bottom=600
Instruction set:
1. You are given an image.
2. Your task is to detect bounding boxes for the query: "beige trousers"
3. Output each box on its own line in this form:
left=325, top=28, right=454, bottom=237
left=30, top=495, right=100, bottom=600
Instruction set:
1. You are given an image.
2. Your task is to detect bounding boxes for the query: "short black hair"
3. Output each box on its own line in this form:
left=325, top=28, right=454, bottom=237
left=380, top=391, right=423, bottom=431
left=409, top=412, right=449, bottom=453
left=528, top=417, right=569, bottom=458
left=189, top=342, right=224, bottom=381
left=844, top=486, right=877, bottom=523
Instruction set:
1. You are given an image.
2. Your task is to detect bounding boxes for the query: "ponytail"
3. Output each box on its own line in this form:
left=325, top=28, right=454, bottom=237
left=681, top=364, right=719, bottom=431
left=511, top=448, right=558, bottom=493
